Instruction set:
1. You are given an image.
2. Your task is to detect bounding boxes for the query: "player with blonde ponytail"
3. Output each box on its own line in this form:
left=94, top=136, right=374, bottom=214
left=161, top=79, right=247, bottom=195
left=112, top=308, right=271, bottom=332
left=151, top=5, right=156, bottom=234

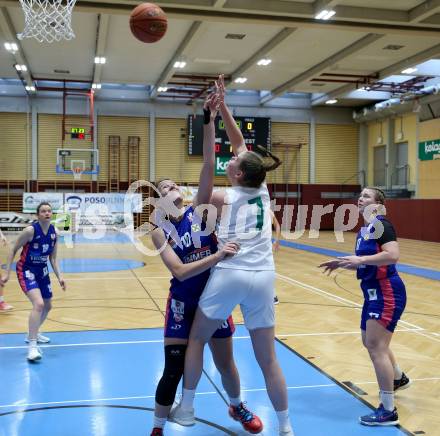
left=170, top=76, right=294, bottom=436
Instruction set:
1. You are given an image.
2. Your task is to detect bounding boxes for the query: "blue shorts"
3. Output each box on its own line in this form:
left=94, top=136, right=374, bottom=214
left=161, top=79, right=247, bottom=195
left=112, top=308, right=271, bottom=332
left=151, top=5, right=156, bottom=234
left=16, top=264, right=52, bottom=299
left=360, top=275, right=406, bottom=333
left=164, top=293, right=235, bottom=339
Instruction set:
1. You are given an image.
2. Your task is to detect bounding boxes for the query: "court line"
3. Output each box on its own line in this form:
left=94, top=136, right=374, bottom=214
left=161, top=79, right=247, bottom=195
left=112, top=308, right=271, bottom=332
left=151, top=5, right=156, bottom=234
left=276, top=272, right=440, bottom=344
left=348, top=376, right=440, bottom=386
left=4, top=378, right=437, bottom=415
left=19, top=276, right=171, bottom=281
left=277, top=328, right=421, bottom=338
left=0, top=328, right=421, bottom=350
left=0, top=383, right=337, bottom=410
left=0, top=337, right=252, bottom=350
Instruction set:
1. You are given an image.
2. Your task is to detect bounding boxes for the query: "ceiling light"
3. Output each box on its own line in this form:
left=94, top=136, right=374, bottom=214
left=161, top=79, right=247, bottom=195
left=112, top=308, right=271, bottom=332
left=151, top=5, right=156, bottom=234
left=92, top=83, right=101, bottom=89
left=158, top=86, right=168, bottom=92
left=94, top=57, right=106, bottom=64
left=257, top=59, right=272, bottom=66
left=315, top=10, right=336, bottom=20
left=234, top=77, right=247, bottom=84
left=25, top=85, right=35, bottom=92
left=401, top=67, right=417, bottom=74
left=15, top=64, right=27, bottom=71
left=325, top=99, right=338, bottom=105
left=225, top=33, right=246, bottom=40
left=173, top=61, right=186, bottom=69
left=4, top=42, right=18, bottom=52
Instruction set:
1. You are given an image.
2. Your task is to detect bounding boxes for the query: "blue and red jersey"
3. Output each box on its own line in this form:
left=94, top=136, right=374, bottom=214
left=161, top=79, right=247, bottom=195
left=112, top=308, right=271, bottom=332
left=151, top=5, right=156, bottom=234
left=355, top=215, right=398, bottom=282
left=18, top=222, right=57, bottom=270
left=164, top=206, right=218, bottom=301
left=16, top=222, right=57, bottom=298
left=161, top=206, right=234, bottom=339
left=355, top=215, right=406, bottom=332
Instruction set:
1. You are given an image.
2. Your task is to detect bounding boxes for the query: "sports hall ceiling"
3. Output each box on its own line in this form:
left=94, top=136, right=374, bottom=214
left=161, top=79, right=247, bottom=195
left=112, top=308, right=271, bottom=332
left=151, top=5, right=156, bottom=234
left=0, top=0, right=440, bottom=109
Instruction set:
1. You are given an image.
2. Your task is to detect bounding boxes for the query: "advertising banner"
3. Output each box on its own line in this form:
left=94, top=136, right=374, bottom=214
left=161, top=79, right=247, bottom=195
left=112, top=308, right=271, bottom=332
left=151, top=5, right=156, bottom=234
left=215, top=156, right=231, bottom=176
left=0, top=212, right=35, bottom=231
left=64, top=193, right=142, bottom=213
left=23, top=193, right=64, bottom=213
left=419, top=139, right=440, bottom=161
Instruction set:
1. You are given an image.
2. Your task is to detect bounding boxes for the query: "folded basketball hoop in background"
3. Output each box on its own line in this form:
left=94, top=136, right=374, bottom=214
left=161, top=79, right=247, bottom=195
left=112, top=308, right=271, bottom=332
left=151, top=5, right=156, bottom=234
left=18, top=0, right=77, bottom=43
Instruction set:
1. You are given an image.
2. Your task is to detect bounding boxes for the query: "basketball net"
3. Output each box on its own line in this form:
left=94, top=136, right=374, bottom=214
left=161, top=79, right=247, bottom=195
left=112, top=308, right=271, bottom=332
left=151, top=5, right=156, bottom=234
left=18, top=0, right=77, bottom=43
left=73, top=166, right=82, bottom=181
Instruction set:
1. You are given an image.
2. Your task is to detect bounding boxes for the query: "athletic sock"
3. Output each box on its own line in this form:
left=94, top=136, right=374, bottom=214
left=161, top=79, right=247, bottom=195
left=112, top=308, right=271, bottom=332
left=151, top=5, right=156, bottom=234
left=393, top=364, right=403, bottom=380
left=380, top=390, right=395, bottom=411
left=181, top=388, right=196, bottom=410
left=153, top=416, right=167, bottom=429
left=229, top=396, right=242, bottom=407
left=276, top=409, right=292, bottom=432
left=29, top=339, right=37, bottom=348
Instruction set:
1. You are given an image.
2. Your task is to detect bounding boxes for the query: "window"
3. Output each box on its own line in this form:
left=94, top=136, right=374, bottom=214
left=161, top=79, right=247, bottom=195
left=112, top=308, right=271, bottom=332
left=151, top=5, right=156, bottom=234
left=394, top=142, right=408, bottom=186
left=373, top=145, right=386, bottom=186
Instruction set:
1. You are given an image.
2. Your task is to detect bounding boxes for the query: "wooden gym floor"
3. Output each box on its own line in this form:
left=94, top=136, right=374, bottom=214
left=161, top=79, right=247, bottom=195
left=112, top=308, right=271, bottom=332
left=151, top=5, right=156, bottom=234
left=0, top=230, right=438, bottom=435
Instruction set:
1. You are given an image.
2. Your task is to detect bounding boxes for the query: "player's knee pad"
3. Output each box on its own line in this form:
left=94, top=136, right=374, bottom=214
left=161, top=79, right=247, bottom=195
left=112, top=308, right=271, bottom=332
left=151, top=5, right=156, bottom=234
left=155, top=344, right=186, bottom=406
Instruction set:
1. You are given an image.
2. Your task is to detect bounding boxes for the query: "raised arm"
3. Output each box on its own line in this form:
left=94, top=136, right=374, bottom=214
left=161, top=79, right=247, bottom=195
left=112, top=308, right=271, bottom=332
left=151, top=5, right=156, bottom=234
left=217, top=75, right=247, bottom=156
left=151, top=228, right=237, bottom=282
left=193, top=91, right=220, bottom=208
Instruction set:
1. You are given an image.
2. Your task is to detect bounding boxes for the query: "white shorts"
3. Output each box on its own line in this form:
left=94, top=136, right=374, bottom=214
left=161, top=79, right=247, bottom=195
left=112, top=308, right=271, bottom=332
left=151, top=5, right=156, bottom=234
left=198, top=267, right=275, bottom=330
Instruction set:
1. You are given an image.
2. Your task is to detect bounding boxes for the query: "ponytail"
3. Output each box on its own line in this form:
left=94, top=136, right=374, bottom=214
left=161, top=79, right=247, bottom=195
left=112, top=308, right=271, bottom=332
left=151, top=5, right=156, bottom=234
left=239, top=147, right=282, bottom=188
left=256, top=145, right=282, bottom=172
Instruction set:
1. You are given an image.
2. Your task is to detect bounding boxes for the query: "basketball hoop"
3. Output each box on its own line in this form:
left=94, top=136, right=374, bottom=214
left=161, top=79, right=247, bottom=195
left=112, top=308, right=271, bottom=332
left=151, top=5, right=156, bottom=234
left=73, top=166, right=82, bottom=180
left=17, top=0, right=77, bottom=43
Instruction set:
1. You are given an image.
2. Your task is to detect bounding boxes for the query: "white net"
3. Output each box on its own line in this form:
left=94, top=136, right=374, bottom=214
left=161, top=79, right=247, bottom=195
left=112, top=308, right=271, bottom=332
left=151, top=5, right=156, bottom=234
left=18, top=0, right=77, bottom=43
left=73, top=167, right=83, bottom=180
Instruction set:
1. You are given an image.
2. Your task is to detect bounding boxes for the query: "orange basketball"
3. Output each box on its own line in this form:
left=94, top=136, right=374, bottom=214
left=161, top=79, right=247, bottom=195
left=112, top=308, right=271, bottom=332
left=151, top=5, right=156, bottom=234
left=129, top=3, right=167, bottom=43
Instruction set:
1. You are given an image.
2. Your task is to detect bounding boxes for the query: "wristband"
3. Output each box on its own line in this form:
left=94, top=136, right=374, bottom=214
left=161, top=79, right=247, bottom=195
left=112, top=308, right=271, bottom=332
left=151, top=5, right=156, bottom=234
left=203, top=108, right=211, bottom=124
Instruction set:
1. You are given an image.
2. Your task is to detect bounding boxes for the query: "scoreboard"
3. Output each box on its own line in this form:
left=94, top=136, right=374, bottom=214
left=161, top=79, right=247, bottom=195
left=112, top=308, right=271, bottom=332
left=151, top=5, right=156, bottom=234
left=188, top=115, right=271, bottom=156
left=70, top=127, right=86, bottom=139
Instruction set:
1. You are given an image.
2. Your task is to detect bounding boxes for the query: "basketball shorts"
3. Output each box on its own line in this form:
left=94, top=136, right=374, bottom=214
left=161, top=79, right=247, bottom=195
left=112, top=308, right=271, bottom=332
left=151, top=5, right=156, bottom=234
left=164, top=293, right=235, bottom=339
left=16, top=265, right=52, bottom=299
left=198, top=267, right=275, bottom=330
left=360, top=275, right=407, bottom=333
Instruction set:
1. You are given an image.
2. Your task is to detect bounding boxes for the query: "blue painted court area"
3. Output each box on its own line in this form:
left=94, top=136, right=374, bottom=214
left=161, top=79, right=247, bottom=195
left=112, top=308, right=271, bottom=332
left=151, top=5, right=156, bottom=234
left=8, top=258, right=145, bottom=273
left=0, top=326, right=410, bottom=436
left=59, top=232, right=133, bottom=244
left=280, top=239, right=440, bottom=281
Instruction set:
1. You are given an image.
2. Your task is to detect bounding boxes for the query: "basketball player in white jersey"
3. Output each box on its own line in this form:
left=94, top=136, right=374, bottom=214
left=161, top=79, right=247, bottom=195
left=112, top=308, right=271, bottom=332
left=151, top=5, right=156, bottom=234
left=170, top=76, right=294, bottom=436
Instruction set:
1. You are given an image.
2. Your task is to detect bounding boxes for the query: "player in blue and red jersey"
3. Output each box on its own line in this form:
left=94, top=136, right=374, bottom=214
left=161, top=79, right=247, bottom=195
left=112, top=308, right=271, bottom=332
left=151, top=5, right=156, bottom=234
left=320, top=187, right=410, bottom=426
left=148, top=89, right=262, bottom=436
left=2, top=202, right=66, bottom=362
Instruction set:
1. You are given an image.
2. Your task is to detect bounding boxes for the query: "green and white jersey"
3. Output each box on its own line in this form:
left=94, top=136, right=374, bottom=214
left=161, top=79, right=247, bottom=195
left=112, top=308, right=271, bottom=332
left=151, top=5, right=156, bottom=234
left=216, top=183, right=274, bottom=271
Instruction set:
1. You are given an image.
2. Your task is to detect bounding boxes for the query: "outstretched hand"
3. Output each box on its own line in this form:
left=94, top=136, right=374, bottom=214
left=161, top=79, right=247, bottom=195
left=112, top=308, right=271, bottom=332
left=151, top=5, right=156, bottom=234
left=204, top=92, right=221, bottom=121
left=337, top=255, right=363, bottom=269
left=318, top=259, right=343, bottom=275
left=215, top=74, right=225, bottom=106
